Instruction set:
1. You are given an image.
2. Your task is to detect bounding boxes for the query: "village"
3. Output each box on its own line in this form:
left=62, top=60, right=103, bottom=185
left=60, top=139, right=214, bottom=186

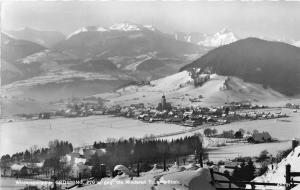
left=2, top=69, right=298, bottom=189
left=13, top=94, right=291, bottom=127
left=1, top=95, right=294, bottom=189
left=1, top=69, right=299, bottom=190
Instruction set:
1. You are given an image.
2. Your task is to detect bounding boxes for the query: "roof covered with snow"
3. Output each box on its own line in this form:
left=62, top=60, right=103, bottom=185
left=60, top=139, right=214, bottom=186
left=251, top=145, right=300, bottom=190
left=79, top=164, right=235, bottom=190
left=10, top=164, right=26, bottom=171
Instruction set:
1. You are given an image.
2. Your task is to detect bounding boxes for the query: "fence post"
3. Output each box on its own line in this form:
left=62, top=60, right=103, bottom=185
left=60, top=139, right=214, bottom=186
left=199, top=152, right=203, bottom=167
left=100, top=164, right=106, bottom=178
left=209, top=168, right=215, bottom=185
left=286, top=164, right=291, bottom=190
left=137, top=162, right=140, bottom=177
left=292, top=139, right=299, bottom=151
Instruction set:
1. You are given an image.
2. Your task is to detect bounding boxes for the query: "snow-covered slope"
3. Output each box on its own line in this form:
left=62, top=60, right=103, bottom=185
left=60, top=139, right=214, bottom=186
left=293, top=41, right=300, bottom=47
left=250, top=145, right=300, bottom=190
left=80, top=165, right=234, bottom=190
left=94, top=71, right=286, bottom=107
left=143, top=25, right=156, bottom=31
left=67, top=27, right=89, bottom=39
left=198, top=28, right=238, bottom=47
left=66, top=26, right=109, bottom=39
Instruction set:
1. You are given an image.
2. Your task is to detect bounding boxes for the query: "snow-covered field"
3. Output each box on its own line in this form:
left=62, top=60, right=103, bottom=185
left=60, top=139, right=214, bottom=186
left=0, top=116, right=185, bottom=156
left=161, top=108, right=300, bottom=161
left=214, top=108, right=300, bottom=141
left=207, top=141, right=292, bottom=162
left=1, top=108, right=300, bottom=161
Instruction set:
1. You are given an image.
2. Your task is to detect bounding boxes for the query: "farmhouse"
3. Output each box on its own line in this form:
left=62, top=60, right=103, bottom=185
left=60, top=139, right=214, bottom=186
left=10, top=164, right=30, bottom=177
left=183, top=118, right=202, bottom=127
left=70, top=163, right=91, bottom=178
left=248, top=132, right=272, bottom=143
left=95, top=148, right=107, bottom=157
left=61, top=153, right=87, bottom=166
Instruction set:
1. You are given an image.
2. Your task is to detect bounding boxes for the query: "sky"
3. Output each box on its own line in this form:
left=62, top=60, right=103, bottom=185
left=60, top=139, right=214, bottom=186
left=2, top=1, right=300, bottom=40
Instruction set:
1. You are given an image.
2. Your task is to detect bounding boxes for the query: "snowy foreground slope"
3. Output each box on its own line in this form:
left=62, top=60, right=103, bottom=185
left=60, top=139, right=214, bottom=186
left=250, top=146, right=300, bottom=190
left=79, top=146, right=300, bottom=190
left=95, top=71, right=285, bottom=107
left=81, top=164, right=236, bottom=190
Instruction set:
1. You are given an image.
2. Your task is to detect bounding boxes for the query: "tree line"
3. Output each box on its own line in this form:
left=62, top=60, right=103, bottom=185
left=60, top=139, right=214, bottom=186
left=1, top=136, right=204, bottom=179
left=90, top=135, right=204, bottom=177
left=1, top=140, right=73, bottom=177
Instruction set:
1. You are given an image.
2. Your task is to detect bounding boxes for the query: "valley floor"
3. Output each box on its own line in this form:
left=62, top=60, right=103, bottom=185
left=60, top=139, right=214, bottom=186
left=1, top=107, right=299, bottom=161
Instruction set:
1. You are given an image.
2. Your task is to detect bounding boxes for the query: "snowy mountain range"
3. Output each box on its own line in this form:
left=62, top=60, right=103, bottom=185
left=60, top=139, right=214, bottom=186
left=2, top=23, right=300, bottom=113
left=174, top=28, right=239, bottom=47
left=67, top=23, right=158, bottom=39
left=1, top=23, right=207, bottom=107
left=173, top=28, right=300, bottom=48
left=198, top=28, right=239, bottom=47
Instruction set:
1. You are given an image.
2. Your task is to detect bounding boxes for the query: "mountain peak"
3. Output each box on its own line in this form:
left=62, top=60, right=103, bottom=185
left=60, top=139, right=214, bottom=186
left=109, top=23, right=140, bottom=31
left=17, top=26, right=34, bottom=31
left=219, top=28, right=231, bottom=34
left=66, top=26, right=109, bottom=39
left=67, top=27, right=89, bottom=39
left=142, top=25, right=156, bottom=31
left=197, top=28, right=238, bottom=47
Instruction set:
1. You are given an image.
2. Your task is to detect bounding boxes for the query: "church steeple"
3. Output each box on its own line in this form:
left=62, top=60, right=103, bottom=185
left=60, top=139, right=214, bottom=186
left=161, top=94, right=166, bottom=110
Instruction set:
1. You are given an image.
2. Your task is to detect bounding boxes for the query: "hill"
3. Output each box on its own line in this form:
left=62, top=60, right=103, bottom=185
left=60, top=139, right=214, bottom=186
left=70, top=59, right=119, bottom=73
left=136, top=59, right=164, bottom=71
left=94, top=71, right=286, bottom=107
left=1, top=33, right=45, bottom=62
left=180, top=38, right=300, bottom=96
left=1, top=33, right=46, bottom=85
left=6, top=27, right=65, bottom=48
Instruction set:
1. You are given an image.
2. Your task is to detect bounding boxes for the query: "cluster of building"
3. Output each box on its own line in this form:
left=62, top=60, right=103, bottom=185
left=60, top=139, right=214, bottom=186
left=59, top=146, right=107, bottom=178
left=286, top=103, right=300, bottom=113
left=189, top=68, right=211, bottom=87
left=134, top=97, right=287, bottom=127
left=286, top=103, right=300, bottom=109
left=1, top=146, right=107, bottom=179
left=14, top=95, right=288, bottom=129
left=2, top=162, right=44, bottom=178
